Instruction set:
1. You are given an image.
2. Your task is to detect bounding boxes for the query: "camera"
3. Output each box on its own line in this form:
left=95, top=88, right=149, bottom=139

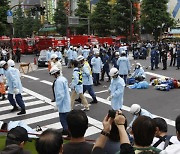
left=108, top=110, right=116, bottom=118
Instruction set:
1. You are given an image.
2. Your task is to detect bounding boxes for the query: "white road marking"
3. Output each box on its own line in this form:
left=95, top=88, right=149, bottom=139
left=36, top=68, right=48, bottom=71
left=145, top=72, right=169, bottom=78
left=84, top=126, right=101, bottom=137
left=95, top=89, right=108, bottom=94
left=0, top=105, right=54, bottom=120
left=0, top=100, right=45, bottom=112
left=40, top=80, right=53, bottom=86
left=22, top=74, right=39, bottom=80
left=0, top=96, right=36, bottom=105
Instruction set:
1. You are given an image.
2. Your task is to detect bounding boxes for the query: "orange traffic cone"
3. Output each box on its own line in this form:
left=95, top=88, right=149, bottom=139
left=34, top=57, right=37, bottom=65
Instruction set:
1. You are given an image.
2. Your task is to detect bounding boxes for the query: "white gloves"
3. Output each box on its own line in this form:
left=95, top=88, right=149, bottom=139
left=54, top=105, right=58, bottom=111
left=107, top=95, right=112, bottom=101
left=14, top=88, right=19, bottom=94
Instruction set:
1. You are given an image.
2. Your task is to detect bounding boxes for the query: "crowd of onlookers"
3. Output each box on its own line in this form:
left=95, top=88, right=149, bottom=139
left=0, top=109, right=180, bottom=154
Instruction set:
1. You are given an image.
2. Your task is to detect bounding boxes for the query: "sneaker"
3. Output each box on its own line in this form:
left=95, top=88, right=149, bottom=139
left=36, top=125, right=42, bottom=132
left=10, top=106, right=19, bottom=112
left=90, top=100, right=98, bottom=104
left=81, top=107, right=90, bottom=111
left=17, top=109, right=26, bottom=115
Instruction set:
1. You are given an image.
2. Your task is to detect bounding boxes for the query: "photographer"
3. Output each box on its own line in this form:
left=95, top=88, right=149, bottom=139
left=92, top=111, right=132, bottom=154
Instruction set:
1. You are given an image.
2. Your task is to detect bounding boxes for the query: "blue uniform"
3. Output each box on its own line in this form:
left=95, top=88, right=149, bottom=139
left=54, top=75, right=71, bottom=131
left=131, top=67, right=146, bottom=79
left=55, top=51, right=62, bottom=60
left=109, top=76, right=125, bottom=110
left=151, top=49, right=156, bottom=70
left=82, top=49, right=89, bottom=59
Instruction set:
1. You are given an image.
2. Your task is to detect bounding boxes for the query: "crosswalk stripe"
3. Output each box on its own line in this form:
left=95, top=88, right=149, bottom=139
left=0, top=96, right=36, bottom=105
left=84, top=126, right=101, bottom=137
left=0, top=105, right=54, bottom=120
left=0, top=101, right=45, bottom=112
left=22, top=112, right=59, bottom=125
left=21, top=74, right=39, bottom=80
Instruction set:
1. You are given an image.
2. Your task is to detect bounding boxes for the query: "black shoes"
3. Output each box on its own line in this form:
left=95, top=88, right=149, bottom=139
left=17, top=109, right=26, bottom=115
left=1, top=95, right=6, bottom=100
left=51, top=99, right=55, bottom=102
left=10, top=106, right=19, bottom=112
left=90, top=99, right=98, bottom=104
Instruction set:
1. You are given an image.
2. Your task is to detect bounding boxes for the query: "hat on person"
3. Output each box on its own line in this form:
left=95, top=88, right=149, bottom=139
left=109, top=67, right=119, bottom=77
left=7, top=59, right=15, bottom=67
left=0, top=61, right=7, bottom=68
left=130, top=104, right=141, bottom=115
left=51, top=54, right=58, bottom=59
left=7, top=126, right=29, bottom=142
left=77, top=55, right=84, bottom=62
left=49, top=66, right=60, bottom=75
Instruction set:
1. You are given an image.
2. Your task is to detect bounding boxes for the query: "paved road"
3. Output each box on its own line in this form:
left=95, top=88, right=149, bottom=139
left=1, top=53, right=179, bottom=140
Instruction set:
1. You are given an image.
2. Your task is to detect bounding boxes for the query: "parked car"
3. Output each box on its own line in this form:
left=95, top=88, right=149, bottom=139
left=38, top=50, right=48, bottom=67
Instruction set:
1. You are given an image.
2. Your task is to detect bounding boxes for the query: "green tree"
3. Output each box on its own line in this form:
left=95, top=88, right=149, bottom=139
left=0, top=0, right=10, bottom=36
left=141, top=0, right=174, bottom=41
left=54, top=0, right=67, bottom=36
left=13, top=6, right=24, bottom=37
left=111, top=0, right=137, bottom=39
left=91, top=0, right=111, bottom=36
left=75, top=0, right=90, bottom=35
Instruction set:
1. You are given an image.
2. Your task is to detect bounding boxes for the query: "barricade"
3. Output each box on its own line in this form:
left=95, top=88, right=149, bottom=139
left=19, top=63, right=33, bottom=74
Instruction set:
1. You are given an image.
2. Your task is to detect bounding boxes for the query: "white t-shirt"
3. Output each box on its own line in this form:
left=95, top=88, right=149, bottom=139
left=152, top=136, right=180, bottom=150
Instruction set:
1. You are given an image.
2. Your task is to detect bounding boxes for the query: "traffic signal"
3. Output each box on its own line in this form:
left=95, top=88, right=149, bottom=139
left=31, top=8, right=36, bottom=16
left=40, top=7, right=45, bottom=15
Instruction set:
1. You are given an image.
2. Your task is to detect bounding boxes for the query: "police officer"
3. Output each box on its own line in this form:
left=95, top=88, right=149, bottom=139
left=100, top=50, right=110, bottom=82
left=77, top=55, right=98, bottom=104
left=117, top=50, right=131, bottom=84
left=176, top=45, right=180, bottom=70
left=111, top=52, right=119, bottom=69
left=107, top=68, right=125, bottom=110
left=0, top=60, right=26, bottom=115
left=50, top=66, right=71, bottom=136
left=150, top=46, right=156, bottom=70
left=70, top=60, right=90, bottom=111
left=162, top=45, right=168, bottom=70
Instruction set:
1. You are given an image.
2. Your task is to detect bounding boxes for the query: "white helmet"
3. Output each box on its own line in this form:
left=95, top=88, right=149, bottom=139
left=49, top=47, right=52, bottom=49
left=7, top=59, right=15, bottom=67
left=115, top=52, right=119, bottom=56
left=136, top=63, right=141, bottom=67
left=93, top=48, right=99, bottom=53
left=77, top=55, right=84, bottom=62
left=0, top=121, right=3, bottom=129
left=51, top=54, right=58, bottom=59
left=121, top=50, right=126, bottom=54
left=130, top=104, right=141, bottom=115
left=109, top=68, right=119, bottom=77
left=0, top=61, right=7, bottom=68
left=50, top=66, right=60, bottom=75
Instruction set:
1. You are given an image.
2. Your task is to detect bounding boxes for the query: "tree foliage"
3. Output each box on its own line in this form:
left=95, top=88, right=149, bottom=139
left=141, top=0, right=174, bottom=41
left=75, top=0, right=90, bottom=35
left=91, top=0, right=111, bottom=36
left=111, top=0, right=137, bottom=38
left=54, top=0, right=67, bottom=36
left=0, top=0, right=10, bottom=36
left=13, top=7, right=42, bottom=38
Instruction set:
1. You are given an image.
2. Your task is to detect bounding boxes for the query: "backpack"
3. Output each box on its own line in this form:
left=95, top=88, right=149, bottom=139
left=153, top=135, right=172, bottom=150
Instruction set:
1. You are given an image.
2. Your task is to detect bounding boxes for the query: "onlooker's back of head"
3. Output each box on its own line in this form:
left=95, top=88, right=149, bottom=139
left=67, top=110, right=88, bottom=138
left=132, top=116, right=156, bottom=147
left=153, top=117, right=168, bottom=133
left=35, top=129, right=63, bottom=154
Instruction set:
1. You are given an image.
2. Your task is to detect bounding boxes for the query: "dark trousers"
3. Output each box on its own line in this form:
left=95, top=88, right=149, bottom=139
left=59, top=112, right=68, bottom=131
left=162, top=59, right=167, bottom=70
left=93, top=73, right=100, bottom=85
left=101, top=68, right=110, bottom=81
left=8, top=93, right=25, bottom=109
left=120, top=75, right=127, bottom=84
left=52, top=80, right=56, bottom=100
left=83, top=85, right=96, bottom=99
left=170, top=55, right=176, bottom=66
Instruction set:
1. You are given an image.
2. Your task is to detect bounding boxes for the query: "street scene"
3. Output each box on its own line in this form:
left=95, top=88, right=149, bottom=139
left=0, top=0, right=180, bottom=154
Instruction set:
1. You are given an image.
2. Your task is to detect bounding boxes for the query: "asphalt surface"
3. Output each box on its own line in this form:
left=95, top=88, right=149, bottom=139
left=2, top=53, right=180, bottom=140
